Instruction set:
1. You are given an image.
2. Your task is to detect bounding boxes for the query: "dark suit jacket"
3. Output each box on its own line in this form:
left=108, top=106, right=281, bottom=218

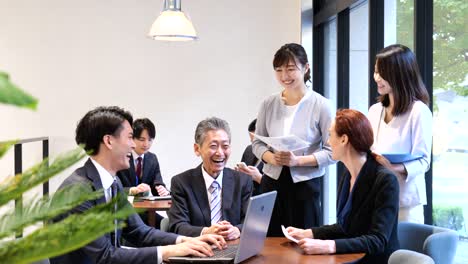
left=50, top=159, right=178, bottom=264
left=240, top=144, right=263, bottom=195
left=117, top=152, right=165, bottom=196
left=168, top=165, right=253, bottom=237
left=311, top=155, right=400, bottom=264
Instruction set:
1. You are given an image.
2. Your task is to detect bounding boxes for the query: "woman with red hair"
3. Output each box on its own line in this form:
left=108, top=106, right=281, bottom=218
left=286, top=109, right=400, bottom=263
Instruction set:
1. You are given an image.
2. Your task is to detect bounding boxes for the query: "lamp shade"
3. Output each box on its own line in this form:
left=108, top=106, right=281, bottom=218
left=148, top=0, right=198, bottom=41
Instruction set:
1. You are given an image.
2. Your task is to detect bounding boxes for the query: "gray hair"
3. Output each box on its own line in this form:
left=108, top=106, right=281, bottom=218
left=194, top=117, right=231, bottom=145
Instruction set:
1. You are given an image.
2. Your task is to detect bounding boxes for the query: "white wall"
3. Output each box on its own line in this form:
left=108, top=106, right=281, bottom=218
left=0, top=0, right=301, bottom=191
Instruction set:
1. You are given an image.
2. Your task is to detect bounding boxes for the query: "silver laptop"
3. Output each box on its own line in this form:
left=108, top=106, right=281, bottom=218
left=168, top=191, right=277, bottom=264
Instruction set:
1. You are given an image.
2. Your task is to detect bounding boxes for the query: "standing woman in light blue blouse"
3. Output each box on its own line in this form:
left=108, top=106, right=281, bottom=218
left=252, top=43, right=335, bottom=236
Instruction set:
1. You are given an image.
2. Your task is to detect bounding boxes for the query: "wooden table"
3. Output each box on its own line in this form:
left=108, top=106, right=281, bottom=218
left=132, top=199, right=171, bottom=227
left=241, top=237, right=364, bottom=264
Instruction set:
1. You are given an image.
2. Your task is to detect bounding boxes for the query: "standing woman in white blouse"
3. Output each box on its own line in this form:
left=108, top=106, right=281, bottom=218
left=253, top=43, right=334, bottom=236
left=368, top=44, right=432, bottom=223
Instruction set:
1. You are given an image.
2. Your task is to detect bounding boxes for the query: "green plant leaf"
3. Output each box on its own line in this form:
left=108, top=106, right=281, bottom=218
left=0, top=184, right=105, bottom=239
left=0, top=147, right=86, bottom=207
left=0, top=71, right=38, bottom=110
left=0, top=140, right=17, bottom=159
left=0, top=194, right=136, bottom=264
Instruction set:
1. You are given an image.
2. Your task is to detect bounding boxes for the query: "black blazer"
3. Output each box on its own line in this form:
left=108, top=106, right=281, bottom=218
left=240, top=144, right=264, bottom=195
left=168, top=165, right=253, bottom=237
left=117, top=152, right=165, bottom=196
left=311, top=155, right=400, bottom=264
left=50, top=159, right=178, bottom=264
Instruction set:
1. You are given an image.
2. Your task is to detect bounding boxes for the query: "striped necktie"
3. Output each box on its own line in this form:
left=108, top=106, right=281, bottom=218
left=210, top=180, right=222, bottom=225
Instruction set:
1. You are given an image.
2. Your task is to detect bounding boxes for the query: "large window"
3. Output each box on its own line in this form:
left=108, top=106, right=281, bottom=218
left=315, top=4, right=467, bottom=261
left=431, top=1, right=468, bottom=263
left=323, top=18, right=337, bottom=225
left=349, top=2, right=369, bottom=114
left=391, top=2, right=467, bottom=262
left=384, top=0, right=414, bottom=49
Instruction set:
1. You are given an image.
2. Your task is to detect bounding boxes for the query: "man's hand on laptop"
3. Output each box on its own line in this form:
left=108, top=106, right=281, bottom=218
left=129, top=183, right=151, bottom=196
left=161, top=238, right=215, bottom=261
left=185, top=234, right=227, bottom=250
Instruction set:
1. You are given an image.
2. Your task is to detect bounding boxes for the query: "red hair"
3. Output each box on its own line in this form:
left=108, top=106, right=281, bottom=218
left=335, top=109, right=374, bottom=153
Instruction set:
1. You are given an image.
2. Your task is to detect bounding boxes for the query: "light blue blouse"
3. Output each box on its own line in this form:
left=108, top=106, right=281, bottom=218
left=252, top=89, right=335, bottom=183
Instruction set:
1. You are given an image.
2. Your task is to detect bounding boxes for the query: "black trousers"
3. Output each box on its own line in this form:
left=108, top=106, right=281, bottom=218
left=140, top=211, right=164, bottom=229
left=260, top=167, right=321, bottom=237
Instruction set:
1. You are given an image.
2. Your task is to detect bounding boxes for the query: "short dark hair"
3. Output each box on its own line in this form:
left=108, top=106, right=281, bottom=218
left=335, top=109, right=373, bottom=154
left=375, top=44, right=429, bottom=115
left=133, top=118, right=156, bottom=139
left=248, top=119, right=257, bottom=133
left=75, top=106, right=133, bottom=155
left=194, top=117, right=231, bottom=145
left=273, top=43, right=311, bottom=84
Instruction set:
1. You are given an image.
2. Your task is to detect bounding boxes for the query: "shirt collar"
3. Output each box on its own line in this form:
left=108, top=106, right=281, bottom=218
left=90, top=158, right=115, bottom=190
left=132, top=150, right=144, bottom=162
left=201, top=165, right=223, bottom=191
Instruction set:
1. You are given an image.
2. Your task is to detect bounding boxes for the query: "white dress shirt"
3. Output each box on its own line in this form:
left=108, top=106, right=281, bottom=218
left=202, top=166, right=224, bottom=206
left=200, top=165, right=224, bottom=235
left=90, top=158, right=182, bottom=264
left=132, top=150, right=144, bottom=173
left=90, top=158, right=116, bottom=202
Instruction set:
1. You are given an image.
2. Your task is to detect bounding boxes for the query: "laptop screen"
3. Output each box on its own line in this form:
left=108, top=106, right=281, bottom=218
left=234, top=191, right=277, bottom=263
left=167, top=191, right=277, bottom=264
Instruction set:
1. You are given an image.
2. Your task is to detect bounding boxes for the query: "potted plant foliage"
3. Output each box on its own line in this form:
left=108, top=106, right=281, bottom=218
left=0, top=72, right=134, bottom=263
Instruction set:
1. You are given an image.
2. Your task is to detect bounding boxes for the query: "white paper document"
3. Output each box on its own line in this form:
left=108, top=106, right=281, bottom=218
left=254, top=134, right=310, bottom=152
left=281, top=225, right=299, bottom=243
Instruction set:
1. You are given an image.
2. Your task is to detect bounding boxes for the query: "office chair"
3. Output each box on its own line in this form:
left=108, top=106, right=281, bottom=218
left=389, top=249, right=434, bottom=264
left=160, top=217, right=170, bottom=232
left=398, top=222, right=458, bottom=264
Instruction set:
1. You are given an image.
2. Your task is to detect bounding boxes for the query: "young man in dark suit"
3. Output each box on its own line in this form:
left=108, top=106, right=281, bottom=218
left=117, top=118, right=169, bottom=197
left=117, top=118, right=169, bottom=228
left=168, top=117, right=253, bottom=241
left=51, top=106, right=225, bottom=264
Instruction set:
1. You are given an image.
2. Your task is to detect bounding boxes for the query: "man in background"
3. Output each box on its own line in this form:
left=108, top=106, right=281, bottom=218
left=117, top=118, right=169, bottom=197
left=117, top=118, right=169, bottom=228
left=237, top=119, right=263, bottom=195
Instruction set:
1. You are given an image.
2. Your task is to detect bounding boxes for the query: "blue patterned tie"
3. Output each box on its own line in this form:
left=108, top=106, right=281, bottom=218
left=210, top=181, right=222, bottom=225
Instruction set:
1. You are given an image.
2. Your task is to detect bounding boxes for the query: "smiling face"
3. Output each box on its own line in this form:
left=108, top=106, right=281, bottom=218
left=194, top=129, right=231, bottom=177
left=109, top=120, right=135, bottom=172
left=134, top=129, right=153, bottom=156
left=374, top=62, right=393, bottom=96
left=274, top=59, right=309, bottom=90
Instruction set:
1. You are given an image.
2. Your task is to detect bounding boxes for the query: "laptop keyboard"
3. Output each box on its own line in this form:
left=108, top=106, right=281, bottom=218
left=193, top=244, right=238, bottom=259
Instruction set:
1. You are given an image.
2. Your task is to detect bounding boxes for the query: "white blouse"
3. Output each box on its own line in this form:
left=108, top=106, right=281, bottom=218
left=368, top=100, right=433, bottom=207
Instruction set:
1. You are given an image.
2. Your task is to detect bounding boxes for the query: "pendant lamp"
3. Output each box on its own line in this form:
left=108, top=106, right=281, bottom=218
left=148, top=0, right=198, bottom=41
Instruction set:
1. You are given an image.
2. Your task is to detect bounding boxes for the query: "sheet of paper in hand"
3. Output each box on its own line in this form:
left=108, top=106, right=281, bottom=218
left=254, top=134, right=310, bottom=152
